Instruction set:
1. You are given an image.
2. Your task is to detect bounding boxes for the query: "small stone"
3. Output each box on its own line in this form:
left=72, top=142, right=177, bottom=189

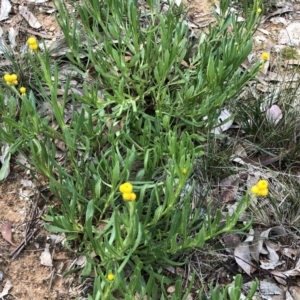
left=167, top=286, right=175, bottom=294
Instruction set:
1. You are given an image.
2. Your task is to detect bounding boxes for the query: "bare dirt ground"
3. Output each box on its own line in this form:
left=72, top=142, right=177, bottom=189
left=0, top=0, right=299, bottom=299
left=0, top=168, right=81, bottom=299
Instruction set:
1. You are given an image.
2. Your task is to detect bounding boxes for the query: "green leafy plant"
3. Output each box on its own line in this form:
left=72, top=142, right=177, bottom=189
left=204, top=275, right=258, bottom=300
left=0, top=0, right=265, bottom=298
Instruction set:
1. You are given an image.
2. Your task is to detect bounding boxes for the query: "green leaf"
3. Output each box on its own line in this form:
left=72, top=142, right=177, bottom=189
left=44, top=224, right=75, bottom=233
left=0, top=153, right=10, bottom=181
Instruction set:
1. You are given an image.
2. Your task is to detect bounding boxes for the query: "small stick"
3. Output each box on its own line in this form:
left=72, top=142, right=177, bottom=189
left=10, top=228, right=38, bottom=259
left=17, top=25, right=55, bottom=39
left=10, top=191, right=41, bottom=259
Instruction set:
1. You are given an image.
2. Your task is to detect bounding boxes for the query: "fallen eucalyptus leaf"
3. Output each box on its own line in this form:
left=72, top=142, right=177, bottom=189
left=1, top=221, right=16, bottom=247
left=265, top=241, right=280, bottom=266
left=19, top=5, right=42, bottom=29
left=219, top=175, right=240, bottom=203
left=249, top=229, right=263, bottom=262
left=282, top=247, right=297, bottom=260
left=40, top=243, right=53, bottom=267
left=8, top=27, right=17, bottom=49
left=0, top=0, right=11, bottom=21
left=212, top=109, right=233, bottom=134
left=0, top=280, right=12, bottom=298
left=244, top=280, right=283, bottom=297
left=234, top=242, right=252, bottom=275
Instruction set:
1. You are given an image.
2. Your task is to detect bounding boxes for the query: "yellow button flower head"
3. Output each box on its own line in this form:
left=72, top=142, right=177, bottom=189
left=20, top=87, right=26, bottom=95
left=122, top=192, right=136, bottom=201
left=107, top=273, right=114, bottom=281
left=4, top=73, right=18, bottom=85
left=259, top=189, right=268, bottom=196
left=257, top=179, right=268, bottom=189
left=29, top=44, right=38, bottom=51
left=119, top=182, right=133, bottom=194
left=129, top=193, right=136, bottom=201
left=251, top=185, right=259, bottom=195
left=257, top=8, right=262, bottom=13
left=182, top=168, right=187, bottom=174
left=251, top=179, right=269, bottom=197
left=261, top=52, right=269, bottom=61
left=11, top=74, right=17, bottom=81
left=4, top=74, right=11, bottom=82
left=27, top=37, right=37, bottom=45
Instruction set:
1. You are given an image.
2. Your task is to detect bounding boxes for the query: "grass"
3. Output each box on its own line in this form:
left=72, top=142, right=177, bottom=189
left=1, top=0, right=300, bottom=298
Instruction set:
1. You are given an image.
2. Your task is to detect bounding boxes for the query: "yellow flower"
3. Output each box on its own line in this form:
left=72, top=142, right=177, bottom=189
left=27, top=37, right=37, bottom=45
left=122, top=192, right=136, bottom=201
left=107, top=273, right=114, bottom=281
left=257, top=179, right=268, bottom=189
left=11, top=74, right=17, bottom=81
left=257, top=8, right=262, bottom=13
left=20, top=87, right=26, bottom=95
left=122, top=193, right=132, bottom=201
left=29, top=43, right=38, bottom=51
left=119, top=182, right=133, bottom=194
left=182, top=168, right=187, bottom=174
left=4, top=74, right=18, bottom=84
left=251, top=180, right=269, bottom=197
left=129, top=193, right=136, bottom=201
left=251, top=185, right=259, bottom=195
left=4, top=74, right=11, bottom=82
left=258, top=188, right=268, bottom=196
left=261, top=52, right=269, bottom=61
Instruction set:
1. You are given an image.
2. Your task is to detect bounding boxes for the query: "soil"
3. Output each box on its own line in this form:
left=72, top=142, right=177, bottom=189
left=0, top=167, right=81, bottom=299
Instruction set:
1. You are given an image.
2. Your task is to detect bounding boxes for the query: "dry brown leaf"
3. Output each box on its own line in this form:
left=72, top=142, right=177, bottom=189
left=265, top=241, right=280, bottom=264
left=249, top=229, right=263, bottom=262
left=282, top=247, right=298, bottom=260
left=124, top=56, right=132, bottom=62
left=260, top=226, right=287, bottom=240
left=0, top=0, right=11, bottom=21
left=234, top=242, right=252, bottom=275
left=286, top=291, right=293, bottom=300
left=244, top=280, right=283, bottom=297
left=222, top=233, right=241, bottom=253
left=289, top=286, right=300, bottom=300
left=40, top=243, right=53, bottom=267
left=1, top=221, right=16, bottom=247
left=271, top=267, right=300, bottom=285
left=19, top=6, right=42, bottom=29
left=180, top=60, right=196, bottom=69
left=219, top=175, right=240, bottom=203
left=0, top=280, right=13, bottom=298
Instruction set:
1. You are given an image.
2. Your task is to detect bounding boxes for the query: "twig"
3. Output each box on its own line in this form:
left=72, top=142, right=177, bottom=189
left=10, top=191, right=41, bottom=259
left=10, top=228, right=38, bottom=259
left=17, top=25, right=55, bottom=39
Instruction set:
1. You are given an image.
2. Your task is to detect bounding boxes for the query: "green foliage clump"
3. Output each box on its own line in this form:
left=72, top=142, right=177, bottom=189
left=0, top=0, right=264, bottom=298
